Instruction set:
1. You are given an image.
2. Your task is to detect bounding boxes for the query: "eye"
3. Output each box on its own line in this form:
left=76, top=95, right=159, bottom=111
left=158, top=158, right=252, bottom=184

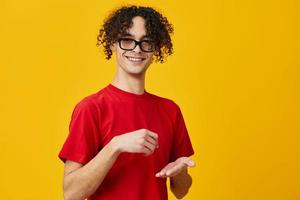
left=119, top=38, right=136, bottom=50
left=141, top=40, right=155, bottom=51
left=121, top=38, right=134, bottom=44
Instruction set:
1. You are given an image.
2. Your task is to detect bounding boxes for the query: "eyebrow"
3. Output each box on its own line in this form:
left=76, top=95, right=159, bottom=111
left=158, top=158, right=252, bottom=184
left=120, top=33, right=150, bottom=40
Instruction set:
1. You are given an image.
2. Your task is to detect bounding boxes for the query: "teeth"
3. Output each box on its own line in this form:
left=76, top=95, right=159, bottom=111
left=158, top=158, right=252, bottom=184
left=127, top=56, right=144, bottom=62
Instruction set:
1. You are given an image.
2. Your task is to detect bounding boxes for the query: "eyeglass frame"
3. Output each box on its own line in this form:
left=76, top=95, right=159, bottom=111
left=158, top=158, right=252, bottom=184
left=118, top=38, right=156, bottom=52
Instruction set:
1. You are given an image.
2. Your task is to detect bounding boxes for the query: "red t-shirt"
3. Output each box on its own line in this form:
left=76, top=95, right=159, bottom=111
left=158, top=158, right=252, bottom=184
left=58, top=83, right=194, bottom=200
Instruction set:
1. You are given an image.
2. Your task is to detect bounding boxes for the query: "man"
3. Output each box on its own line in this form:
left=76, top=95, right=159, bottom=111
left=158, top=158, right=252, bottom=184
left=58, top=5, right=196, bottom=200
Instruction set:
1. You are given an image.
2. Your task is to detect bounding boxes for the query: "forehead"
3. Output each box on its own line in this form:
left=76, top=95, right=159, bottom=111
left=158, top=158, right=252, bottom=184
left=124, top=16, right=148, bottom=39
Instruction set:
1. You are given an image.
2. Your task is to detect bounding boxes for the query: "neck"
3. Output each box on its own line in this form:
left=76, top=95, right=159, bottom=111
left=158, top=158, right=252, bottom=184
left=111, top=67, right=146, bottom=95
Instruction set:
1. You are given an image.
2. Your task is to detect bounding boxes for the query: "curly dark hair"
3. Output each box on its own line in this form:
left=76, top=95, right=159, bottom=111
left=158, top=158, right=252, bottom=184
left=96, top=5, right=174, bottom=63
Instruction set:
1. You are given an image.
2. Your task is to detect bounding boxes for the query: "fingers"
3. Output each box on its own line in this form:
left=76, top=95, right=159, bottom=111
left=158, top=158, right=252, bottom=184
left=156, top=163, right=185, bottom=178
left=155, top=166, right=170, bottom=177
left=143, top=141, right=156, bottom=155
left=155, top=157, right=196, bottom=178
left=146, top=130, right=158, bottom=140
left=165, top=163, right=185, bottom=176
left=134, top=129, right=159, bottom=155
left=155, top=171, right=166, bottom=178
left=155, top=163, right=175, bottom=177
left=145, top=134, right=159, bottom=149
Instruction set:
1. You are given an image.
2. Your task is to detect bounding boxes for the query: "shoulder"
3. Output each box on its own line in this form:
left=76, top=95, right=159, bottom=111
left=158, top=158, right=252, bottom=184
left=71, top=89, right=106, bottom=114
left=78, top=85, right=113, bottom=105
left=148, top=92, right=181, bottom=112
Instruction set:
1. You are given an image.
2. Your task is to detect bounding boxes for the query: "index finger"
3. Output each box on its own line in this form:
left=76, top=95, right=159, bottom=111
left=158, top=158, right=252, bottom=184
left=146, top=130, right=158, bottom=140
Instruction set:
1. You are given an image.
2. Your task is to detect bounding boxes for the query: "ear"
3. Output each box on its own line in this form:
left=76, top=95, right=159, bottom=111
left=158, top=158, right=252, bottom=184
left=110, top=43, right=117, bottom=52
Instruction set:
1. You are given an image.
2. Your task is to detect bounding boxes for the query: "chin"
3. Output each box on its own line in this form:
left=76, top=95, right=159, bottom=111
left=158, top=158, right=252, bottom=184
left=125, top=62, right=149, bottom=73
left=126, top=67, right=147, bottom=76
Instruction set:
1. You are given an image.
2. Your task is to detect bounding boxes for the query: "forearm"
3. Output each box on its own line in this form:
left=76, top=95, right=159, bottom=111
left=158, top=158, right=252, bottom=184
left=170, top=168, right=192, bottom=199
left=63, top=138, right=121, bottom=200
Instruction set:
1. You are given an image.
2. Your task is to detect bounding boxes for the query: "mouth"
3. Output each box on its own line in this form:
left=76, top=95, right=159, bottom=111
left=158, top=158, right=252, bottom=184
left=125, top=56, right=146, bottom=63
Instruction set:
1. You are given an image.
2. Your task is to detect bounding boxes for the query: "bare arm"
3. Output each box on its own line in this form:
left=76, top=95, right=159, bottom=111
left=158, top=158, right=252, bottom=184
left=63, top=138, right=121, bottom=200
left=62, top=128, right=158, bottom=200
left=170, top=167, right=193, bottom=199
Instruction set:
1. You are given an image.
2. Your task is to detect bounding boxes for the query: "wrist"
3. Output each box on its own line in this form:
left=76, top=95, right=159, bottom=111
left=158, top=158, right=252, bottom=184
left=109, top=136, right=122, bottom=154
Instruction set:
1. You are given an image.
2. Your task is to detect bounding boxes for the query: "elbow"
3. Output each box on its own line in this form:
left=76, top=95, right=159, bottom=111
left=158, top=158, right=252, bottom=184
left=63, top=193, right=73, bottom=200
left=63, top=176, right=87, bottom=200
left=63, top=191, right=74, bottom=200
left=63, top=185, right=78, bottom=200
left=64, top=188, right=86, bottom=200
left=63, top=177, right=74, bottom=200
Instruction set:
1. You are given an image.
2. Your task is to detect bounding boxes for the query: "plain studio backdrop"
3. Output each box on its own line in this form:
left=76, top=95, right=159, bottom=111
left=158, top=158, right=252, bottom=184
left=0, top=0, right=299, bottom=199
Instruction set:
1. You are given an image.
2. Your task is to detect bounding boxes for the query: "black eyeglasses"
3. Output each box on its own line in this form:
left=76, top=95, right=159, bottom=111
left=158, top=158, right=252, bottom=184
left=118, top=38, right=155, bottom=52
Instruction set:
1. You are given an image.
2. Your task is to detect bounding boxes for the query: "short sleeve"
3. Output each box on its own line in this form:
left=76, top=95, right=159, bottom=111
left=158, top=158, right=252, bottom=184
left=58, top=97, right=101, bottom=165
left=170, top=104, right=194, bottom=162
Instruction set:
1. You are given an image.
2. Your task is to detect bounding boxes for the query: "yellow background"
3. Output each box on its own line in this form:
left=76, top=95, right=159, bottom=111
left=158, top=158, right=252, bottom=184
left=1, top=0, right=299, bottom=199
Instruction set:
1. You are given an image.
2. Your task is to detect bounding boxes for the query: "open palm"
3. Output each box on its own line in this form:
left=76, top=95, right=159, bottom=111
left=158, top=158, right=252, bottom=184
left=155, top=157, right=196, bottom=178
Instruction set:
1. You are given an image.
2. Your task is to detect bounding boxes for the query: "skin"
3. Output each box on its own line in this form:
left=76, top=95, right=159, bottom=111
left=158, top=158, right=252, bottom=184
left=62, top=16, right=195, bottom=200
left=110, top=16, right=154, bottom=94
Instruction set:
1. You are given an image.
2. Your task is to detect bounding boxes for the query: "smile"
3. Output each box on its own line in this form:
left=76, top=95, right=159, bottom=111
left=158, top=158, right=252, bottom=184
left=125, top=56, right=146, bottom=62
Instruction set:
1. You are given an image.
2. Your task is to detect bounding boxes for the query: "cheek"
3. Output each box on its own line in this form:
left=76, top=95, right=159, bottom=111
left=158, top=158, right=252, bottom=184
left=117, top=51, right=126, bottom=61
left=110, top=43, right=118, bottom=54
left=148, top=54, right=154, bottom=63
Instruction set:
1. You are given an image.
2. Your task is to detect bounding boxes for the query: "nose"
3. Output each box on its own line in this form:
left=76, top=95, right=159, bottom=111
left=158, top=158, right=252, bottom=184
left=132, top=43, right=142, bottom=53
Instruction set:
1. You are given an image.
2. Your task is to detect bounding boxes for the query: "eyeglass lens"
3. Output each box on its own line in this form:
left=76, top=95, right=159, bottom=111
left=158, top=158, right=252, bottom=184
left=119, top=38, right=154, bottom=52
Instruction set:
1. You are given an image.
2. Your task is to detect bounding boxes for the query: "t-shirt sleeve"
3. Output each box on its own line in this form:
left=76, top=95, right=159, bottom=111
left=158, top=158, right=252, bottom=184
left=58, top=97, right=101, bottom=165
left=170, top=103, right=195, bottom=162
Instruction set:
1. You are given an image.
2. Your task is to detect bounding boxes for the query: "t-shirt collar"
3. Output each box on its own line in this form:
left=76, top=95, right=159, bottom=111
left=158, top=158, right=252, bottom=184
left=107, top=83, right=149, bottom=99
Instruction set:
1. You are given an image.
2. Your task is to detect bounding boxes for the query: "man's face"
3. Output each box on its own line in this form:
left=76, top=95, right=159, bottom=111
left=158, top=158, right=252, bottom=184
left=112, top=16, right=155, bottom=76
